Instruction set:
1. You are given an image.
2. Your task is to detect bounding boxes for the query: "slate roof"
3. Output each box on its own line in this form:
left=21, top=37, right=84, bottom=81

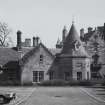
left=0, top=46, right=34, bottom=66
left=0, top=42, right=56, bottom=67
left=0, top=48, right=21, bottom=66
left=21, top=43, right=55, bottom=64
left=61, top=23, right=89, bottom=57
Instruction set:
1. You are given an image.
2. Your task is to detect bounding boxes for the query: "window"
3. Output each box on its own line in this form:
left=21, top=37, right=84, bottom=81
left=39, top=55, right=43, bottom=63
left=87, top=72, right=89, bottom=80
left=33, top=71, right=38, bottom=82
left=77, top=72, right=82, bottom=80
left=49, top=71, right=54, bottom=80
left=64, top=72, right=70, bottom=81
left=33, top=71, right=44, bottom=82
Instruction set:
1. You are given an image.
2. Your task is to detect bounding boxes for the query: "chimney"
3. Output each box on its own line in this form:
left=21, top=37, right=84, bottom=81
left=36, top=36, right=39, bottom=46
left=33, top=36, right=39, bottom=47
left=17, top=30, right=22, bottom=50
left=25, top=38, right=31, bottom=47
left=62, top=26, right=67, bottom=44
left=33, top=37, right=35, bottom=47
left=80, top=28, right=84, bottom=38
left=103, top=23, right=105, bottom=41
left=88, top=27, right=93, bottom=33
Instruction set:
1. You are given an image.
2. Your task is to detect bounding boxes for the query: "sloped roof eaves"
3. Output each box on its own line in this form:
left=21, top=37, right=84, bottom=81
left=21, top=46, right=39, bottom=64
left=0, top=48, right=20, bottom=65
left=40, top=43, right=55, bottom=58
left=21, top=43, right=55, bottom=65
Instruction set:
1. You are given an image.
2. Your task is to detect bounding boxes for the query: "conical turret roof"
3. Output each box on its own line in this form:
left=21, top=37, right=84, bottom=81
left=61, top=23, right=89, bottom=57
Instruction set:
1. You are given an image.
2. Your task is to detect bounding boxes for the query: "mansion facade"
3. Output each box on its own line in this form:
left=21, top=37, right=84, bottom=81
left=0, top=22, right=104, bottom=85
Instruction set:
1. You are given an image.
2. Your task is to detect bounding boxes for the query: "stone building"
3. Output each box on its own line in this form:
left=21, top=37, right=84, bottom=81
left=0, top=30, right=55, bottom=85
left=1, top=22, right=105, bottom=85
left=80, top=24, right=105, bottom=79
left=56, top=23, right=105, bottom=79
left=49, top=22, right=91, bottom=80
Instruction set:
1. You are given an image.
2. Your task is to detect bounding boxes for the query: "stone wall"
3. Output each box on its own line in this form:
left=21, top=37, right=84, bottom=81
left=72, top=58, right=91, bottom=80
left=21, top=45, right=54, bottom=84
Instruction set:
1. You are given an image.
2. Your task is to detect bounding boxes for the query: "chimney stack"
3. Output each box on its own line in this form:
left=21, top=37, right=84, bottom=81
left=17, top=30, right=22, bottom=51
left=33, top=36, right=39, bottom=47
left=88, top=27, right=93, bottom=33
left=25, top=38, right=31, bottom=47
left=103, top=23, right=105, bottom=41
left=80, top=28, right=84, bottom=38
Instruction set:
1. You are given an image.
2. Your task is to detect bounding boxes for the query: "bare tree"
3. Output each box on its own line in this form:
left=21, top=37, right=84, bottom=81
left=0, top=22, right=11, bottom=46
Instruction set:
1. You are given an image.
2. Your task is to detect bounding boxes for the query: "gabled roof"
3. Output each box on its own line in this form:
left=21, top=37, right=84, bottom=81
left=21, top=43, right=55, bottom=64
left=40, top=43, right=55, bottom=58
left=0, top=42, right=56, bottom=67
left=61, top=23, right=89, bottom=57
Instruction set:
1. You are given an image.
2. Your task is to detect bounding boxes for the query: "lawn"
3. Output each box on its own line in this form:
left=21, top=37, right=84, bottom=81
left=0, top=86, right=105, bottom=105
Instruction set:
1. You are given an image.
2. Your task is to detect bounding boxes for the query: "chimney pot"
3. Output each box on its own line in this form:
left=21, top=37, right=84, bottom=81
left=25, top=38, right=31, bottom=47
left=33, top=36, right=40, bottom=47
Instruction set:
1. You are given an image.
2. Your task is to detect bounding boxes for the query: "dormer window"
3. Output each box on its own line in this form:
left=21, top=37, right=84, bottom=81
left=39, top=54, right=43, bottom=63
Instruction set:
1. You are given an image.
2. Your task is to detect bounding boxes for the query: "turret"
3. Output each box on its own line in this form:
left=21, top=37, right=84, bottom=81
left=80, top=28, right=84, bottom=38
left=62, top=26, right=67, bottom=44
left=56, top=38, right=62, bottom=48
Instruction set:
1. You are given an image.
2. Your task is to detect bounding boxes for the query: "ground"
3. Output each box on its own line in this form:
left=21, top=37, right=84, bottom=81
left=0, top=86, right=105, bottom=105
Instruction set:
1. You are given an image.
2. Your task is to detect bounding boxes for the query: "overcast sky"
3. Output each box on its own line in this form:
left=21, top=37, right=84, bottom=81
left=0, top=0, right=105, bottom=48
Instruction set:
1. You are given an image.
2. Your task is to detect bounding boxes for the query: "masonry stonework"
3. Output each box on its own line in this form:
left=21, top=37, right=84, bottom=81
left=72, top=58, right=91, bottom=80
left=21, top=44, right=54, bottom=84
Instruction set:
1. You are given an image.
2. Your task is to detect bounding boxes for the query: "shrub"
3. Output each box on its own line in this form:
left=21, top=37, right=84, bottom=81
left=22, top=82, right=33, bottom=86
left=39, top=80, right=68, bottom=86
left=68, top=80, right=94, bottom=86
left=101, top=80, right=105, bottom=86
left=38, top=79, right=96, bottom=86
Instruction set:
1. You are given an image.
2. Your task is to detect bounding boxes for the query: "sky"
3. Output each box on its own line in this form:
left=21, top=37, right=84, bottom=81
left=0, top=0, right=105, bottom=48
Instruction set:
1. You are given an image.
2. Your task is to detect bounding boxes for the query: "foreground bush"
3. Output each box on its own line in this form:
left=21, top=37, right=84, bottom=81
left=0, top=80, right=20, bottom=86
left=101, top=80, right=105, bottom=86
left=22, top=82, right=33, bottom=86
left=39, top=80, right=68, bottom=86
left=68, top=80, right=93, bottom=86
left=38, top=80, right=94, bottom=86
